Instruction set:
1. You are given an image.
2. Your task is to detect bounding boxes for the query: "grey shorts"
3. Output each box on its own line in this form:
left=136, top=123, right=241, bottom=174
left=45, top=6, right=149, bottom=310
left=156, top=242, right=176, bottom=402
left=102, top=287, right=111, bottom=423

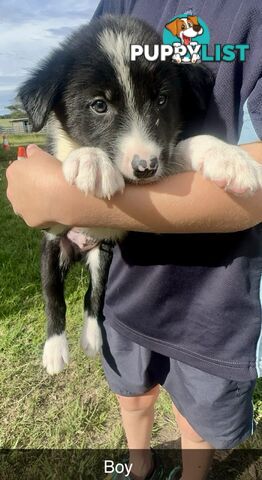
left=101, top=320, right=256, bottom=449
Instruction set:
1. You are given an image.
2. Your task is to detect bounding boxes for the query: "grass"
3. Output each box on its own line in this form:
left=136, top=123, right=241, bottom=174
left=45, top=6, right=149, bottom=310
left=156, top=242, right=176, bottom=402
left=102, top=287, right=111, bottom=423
left=0, top=134, right=261, bottom=478
left=0, top=134, right=46, bottom=163
left=0, top=147, right=176, bottom=450
left=0, top=118, right=14, bottom=127
left=6, top=133, right=46, bottom=146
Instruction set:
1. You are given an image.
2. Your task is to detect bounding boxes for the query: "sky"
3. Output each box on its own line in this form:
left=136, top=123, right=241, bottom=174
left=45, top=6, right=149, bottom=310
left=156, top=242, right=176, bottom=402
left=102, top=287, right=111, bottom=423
left=0, top=0, right=100, bottom=115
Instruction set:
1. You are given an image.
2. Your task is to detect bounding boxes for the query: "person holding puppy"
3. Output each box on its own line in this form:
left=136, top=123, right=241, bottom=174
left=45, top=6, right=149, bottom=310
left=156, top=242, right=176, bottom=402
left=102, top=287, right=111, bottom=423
left=6, top=1, right=262, bottom=479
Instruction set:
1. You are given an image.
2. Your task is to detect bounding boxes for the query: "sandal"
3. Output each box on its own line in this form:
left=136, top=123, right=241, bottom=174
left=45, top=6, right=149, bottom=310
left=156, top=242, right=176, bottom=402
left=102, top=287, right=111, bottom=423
left=110, top=450, right=181, bottom=480
left=165, top=465, right=182, bottom=480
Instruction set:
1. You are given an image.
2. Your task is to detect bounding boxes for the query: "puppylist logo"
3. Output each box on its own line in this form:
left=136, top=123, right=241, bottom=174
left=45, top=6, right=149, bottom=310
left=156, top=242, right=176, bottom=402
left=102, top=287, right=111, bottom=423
left=131, top=14, right=250, bottom=64
left=163, top=14, right=209, bottom=63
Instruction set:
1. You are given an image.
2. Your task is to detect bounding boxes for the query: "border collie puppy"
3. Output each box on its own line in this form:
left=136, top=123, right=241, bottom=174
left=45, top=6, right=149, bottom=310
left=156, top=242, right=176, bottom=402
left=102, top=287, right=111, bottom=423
left=19, top=15, right=262, bottom=374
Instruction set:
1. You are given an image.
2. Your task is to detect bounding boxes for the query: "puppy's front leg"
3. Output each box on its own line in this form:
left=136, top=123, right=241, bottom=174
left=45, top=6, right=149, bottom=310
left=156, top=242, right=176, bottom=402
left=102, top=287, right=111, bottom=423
left=63, top=148, right=122, bottom=358
left=176, top=135, right=262, bottom=195
left=63, top=147, right=125, bottom=199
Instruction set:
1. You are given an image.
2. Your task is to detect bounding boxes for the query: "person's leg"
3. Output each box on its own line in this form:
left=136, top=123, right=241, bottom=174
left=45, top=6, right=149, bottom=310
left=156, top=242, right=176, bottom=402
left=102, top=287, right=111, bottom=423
left=117, top=385, right=160, bottom=480
left=101, top=321, right=167, bottom=479
left=172, top=403, right=214, bottom=480
left=163, top=360, right=256, bottom=480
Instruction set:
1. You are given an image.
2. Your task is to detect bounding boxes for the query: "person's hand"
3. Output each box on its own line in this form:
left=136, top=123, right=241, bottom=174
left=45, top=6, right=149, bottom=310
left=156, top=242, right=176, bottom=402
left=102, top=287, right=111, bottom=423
left=6, top=144, right=65, bottom=229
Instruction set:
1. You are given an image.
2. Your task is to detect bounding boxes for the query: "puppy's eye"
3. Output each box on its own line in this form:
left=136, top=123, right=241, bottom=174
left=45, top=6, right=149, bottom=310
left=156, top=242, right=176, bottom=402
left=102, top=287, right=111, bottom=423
left=181, top=25, right=185, bottom=30
left=157, top=94, right=168, bottom=107
left=91, top=99, right=108, bottom=114
left=188, top=22, right=193, bottom=27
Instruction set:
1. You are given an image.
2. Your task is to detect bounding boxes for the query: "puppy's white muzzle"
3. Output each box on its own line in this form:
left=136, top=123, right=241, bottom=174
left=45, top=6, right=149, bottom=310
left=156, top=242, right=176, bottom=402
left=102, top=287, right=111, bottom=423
left=116, top=128, right=162, bottom=181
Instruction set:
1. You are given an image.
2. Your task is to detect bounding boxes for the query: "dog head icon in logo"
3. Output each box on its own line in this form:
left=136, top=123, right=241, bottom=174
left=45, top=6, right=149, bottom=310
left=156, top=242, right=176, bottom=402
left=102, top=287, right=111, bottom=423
left=163, top=15, right=210, bottom=63
left=165, top=16, right=203, bottom=46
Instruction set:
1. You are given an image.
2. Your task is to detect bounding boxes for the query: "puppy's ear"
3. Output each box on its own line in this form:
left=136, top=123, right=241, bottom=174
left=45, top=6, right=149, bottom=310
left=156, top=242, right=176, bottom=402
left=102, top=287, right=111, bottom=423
left=187, top=15, right=199, bottom=26
left=178, top=63, right=215, bottom=135
left=18, top=50, right=69, bottom=132
left=180, top=63, right=214, bottom=111
left=165, top=19, right=180, bottom=37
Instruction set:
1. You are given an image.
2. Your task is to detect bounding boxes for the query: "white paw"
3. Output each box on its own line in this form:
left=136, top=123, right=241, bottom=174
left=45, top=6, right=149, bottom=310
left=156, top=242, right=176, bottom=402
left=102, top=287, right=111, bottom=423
left=178, top=135, right=262, bottom=196
left=81, top=316, right=103, bottom=357
left=42, top=332, right=69, bottom=375
left=62, top=147, right=125, bottom=199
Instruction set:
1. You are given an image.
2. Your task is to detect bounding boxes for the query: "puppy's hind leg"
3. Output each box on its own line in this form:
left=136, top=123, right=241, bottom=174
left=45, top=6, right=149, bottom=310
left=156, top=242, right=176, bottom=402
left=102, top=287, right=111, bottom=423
left=81, top=242, right=113, bottom=357
left=41, top=236, right=71, bottom=374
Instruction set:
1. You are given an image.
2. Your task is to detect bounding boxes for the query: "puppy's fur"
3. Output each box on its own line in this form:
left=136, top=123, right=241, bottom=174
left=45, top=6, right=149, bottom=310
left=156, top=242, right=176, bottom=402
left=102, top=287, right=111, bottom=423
left=19, top=15, right=262, bottom=374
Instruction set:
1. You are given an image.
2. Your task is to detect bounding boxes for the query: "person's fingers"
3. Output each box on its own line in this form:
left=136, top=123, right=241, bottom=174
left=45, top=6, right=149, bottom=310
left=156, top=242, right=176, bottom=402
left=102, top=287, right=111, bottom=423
left=26, top=144, right=40, bottom=157
left=26, top=144, right=55, bottom=163
left=6, top=160, right=15, bottom=182
left=6, top=157, right=24, bottom=209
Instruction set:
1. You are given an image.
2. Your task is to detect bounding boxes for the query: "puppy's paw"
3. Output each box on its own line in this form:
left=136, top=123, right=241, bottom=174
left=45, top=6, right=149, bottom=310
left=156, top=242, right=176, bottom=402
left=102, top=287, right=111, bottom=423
left=178, top=136, right=262, bottom=196
left=81, top=315, right=102, bottom=357
left=42, top=332, right=69, bottom=375
left=201, top=146, right=262, bottom=195
left=63, top=147, right=125, bottom=199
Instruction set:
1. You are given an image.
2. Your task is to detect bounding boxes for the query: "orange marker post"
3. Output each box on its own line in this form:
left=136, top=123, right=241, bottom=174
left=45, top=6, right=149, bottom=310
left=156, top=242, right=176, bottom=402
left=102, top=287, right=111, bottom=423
left=2, top=135, right=10, bottom=150
left=17, top=146, right=27, bottom=160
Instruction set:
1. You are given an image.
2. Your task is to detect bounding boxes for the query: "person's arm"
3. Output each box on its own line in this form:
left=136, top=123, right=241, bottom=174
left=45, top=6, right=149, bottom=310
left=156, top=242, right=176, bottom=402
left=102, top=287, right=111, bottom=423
left=6, top=143, right=262, bottom=234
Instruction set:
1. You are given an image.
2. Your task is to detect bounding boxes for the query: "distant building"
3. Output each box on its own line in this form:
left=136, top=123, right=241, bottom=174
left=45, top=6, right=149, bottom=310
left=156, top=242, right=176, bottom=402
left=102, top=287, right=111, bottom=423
left=0, top=117, right=47, bottom=134
left=9, top=117, right=32, bottom=134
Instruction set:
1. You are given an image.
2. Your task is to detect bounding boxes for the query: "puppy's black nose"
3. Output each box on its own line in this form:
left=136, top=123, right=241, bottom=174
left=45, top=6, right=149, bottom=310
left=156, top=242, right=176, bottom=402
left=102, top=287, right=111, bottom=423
left=132, top=155, right=158, bottom=179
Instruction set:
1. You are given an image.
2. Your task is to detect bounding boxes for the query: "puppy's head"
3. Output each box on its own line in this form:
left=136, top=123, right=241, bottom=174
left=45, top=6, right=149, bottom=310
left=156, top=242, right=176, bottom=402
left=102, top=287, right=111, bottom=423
left=19, top=15, right=213, bottom=182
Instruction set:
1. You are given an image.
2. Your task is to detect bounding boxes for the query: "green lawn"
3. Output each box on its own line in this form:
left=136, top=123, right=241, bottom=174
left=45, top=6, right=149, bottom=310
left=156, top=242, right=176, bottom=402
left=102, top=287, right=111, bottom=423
left=0, top=118, right=14, bottom=127
left=0, top=141, right=261, bottom=478
left=0, top=133, right=46, bottom=164
left=0, top=154, right=176, bottom=449
left=6, top=133, right=46, bottom=146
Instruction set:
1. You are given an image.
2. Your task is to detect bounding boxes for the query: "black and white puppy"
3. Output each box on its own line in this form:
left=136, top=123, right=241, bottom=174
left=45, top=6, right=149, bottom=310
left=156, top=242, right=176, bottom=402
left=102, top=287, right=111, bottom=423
left=19, top=15, right=262, bottom=374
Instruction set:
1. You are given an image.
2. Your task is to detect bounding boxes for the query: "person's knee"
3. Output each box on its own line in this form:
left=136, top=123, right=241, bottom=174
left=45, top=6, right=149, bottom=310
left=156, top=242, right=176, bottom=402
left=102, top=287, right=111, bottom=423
left=180, top=420, right=205, bottom=443
left=173, top=404, right=206, bottom=443
left=117, top=385, right=159, bottom=413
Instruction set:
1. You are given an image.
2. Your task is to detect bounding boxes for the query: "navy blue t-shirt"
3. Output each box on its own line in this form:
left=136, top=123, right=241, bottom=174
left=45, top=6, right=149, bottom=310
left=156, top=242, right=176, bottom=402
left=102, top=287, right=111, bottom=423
left=94, top=0, right=262, bottom=381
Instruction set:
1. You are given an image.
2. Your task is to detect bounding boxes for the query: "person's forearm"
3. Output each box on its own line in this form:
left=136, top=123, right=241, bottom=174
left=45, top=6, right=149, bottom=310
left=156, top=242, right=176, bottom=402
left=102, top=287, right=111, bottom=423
left=6, top=143, right=262, bottom=233
left=57, top=142, right=262, bottom=233
left=56, top=168, right=261, bottom=233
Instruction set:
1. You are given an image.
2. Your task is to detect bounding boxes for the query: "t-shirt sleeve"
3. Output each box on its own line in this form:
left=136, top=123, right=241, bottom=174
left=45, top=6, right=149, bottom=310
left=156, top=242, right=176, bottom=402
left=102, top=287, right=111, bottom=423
left=238, top=78, right=262, bottom=145
left=93, top=0, right=126, bottom=18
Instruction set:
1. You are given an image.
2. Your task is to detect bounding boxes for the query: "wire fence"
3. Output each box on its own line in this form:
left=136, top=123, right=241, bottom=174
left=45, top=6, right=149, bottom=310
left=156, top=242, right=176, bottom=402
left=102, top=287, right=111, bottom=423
left=0, top=125, right=47, bottom=134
